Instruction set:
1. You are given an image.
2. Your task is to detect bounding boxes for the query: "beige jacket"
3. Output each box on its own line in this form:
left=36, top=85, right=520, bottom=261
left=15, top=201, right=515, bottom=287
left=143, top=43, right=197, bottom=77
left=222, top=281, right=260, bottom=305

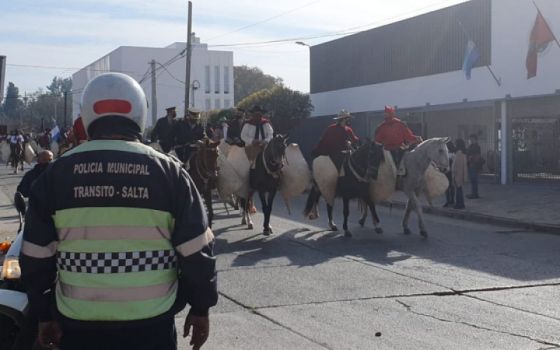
left=452, top=150, right=468, bottom=187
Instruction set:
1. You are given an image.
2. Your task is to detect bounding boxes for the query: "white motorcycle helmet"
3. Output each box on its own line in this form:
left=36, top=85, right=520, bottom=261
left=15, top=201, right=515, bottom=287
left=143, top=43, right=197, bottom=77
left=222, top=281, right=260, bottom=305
left=81, top=72, right=147, bottom=136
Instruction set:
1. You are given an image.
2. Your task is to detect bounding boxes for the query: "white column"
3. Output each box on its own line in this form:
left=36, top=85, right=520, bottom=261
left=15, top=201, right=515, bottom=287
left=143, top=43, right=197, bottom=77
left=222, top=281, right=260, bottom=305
left=500, top=100, right=508, bottom=185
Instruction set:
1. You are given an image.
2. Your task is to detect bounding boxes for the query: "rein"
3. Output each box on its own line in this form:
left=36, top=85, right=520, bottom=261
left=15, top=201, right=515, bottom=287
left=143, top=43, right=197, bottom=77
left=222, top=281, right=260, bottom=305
left=347, top=144, right=371, bottom=183
left=261, top=140, right=284, bottom=178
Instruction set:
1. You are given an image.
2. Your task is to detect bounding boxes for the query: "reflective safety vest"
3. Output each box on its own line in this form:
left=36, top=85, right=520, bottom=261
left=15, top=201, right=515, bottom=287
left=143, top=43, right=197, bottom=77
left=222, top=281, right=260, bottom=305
left=53, top=141, right=178, bottom=321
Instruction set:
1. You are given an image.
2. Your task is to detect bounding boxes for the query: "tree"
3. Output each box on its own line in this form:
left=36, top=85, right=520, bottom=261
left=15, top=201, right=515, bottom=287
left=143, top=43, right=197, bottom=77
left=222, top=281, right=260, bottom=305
left=46, top=77, right=72, bottom=96
left=238, top=85, right=313, bottom=134
left=3, top=82, right=23, bottom=119
left=234, top=66, right=283, bottom=104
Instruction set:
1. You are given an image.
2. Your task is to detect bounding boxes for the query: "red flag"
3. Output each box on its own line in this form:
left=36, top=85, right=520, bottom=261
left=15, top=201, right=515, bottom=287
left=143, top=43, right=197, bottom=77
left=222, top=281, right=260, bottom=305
left=526, top=11, right=557, bottom=79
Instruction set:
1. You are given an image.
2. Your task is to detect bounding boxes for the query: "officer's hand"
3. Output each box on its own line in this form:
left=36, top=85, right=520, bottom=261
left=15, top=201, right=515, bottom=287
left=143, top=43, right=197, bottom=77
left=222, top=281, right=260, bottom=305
left=38, top=321, right=63, bottom=349
left=183, top=314, right=209, bottom=350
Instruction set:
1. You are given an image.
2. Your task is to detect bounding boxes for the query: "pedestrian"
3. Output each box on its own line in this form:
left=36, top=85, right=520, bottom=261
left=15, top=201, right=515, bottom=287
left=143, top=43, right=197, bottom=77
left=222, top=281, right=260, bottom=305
left=453, top=138, right=468, bottom=209
left=466, top=133, right=483, bottom=199
left=20, top=73, right=217, bottom=350
left=151, top=106, right=177, bottom=153
left=443, top=140, right=456, bottom=207
left=16, top=150, right=53, bottom=198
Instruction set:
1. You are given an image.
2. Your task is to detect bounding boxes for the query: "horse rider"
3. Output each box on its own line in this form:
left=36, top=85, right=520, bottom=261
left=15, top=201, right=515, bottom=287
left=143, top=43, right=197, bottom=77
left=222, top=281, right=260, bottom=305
left=369, top=106, right=423, bottom=179
left=20, top=73, right=217, bottom=350
left=173, top=108, right=207, bottom=164
left=311, top=110, right=359, bottom=174
left=151, top=106, right=177, bottom=153
left=16, top=150, right=53, bottom=198
left=38, top=129, right=52, bottom=150
left=225, top=108, right=246, bottom=147
left=9, top=130, right=25, bottom=172
left=241, top=105, right=273, bottom=164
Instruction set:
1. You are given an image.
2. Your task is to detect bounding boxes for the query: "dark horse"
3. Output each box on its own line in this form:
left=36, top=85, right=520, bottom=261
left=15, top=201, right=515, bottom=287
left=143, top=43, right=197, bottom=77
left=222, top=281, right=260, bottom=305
left=240, top=134, right=287, bottom=236
left=187, top=138, right=220, bottom=228
left=9, top=142, right=24, bottom=174
left=304, top=141, right=382, bottom=237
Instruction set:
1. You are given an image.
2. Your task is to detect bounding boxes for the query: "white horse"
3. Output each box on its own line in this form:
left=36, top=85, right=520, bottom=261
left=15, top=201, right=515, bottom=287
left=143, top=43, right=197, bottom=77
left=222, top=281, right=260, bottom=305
left=370, top=137, right=450, bottom=237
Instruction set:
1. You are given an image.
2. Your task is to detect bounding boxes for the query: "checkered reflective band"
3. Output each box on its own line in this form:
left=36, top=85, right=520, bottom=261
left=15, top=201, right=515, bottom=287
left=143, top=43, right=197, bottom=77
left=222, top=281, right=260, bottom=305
left=57, top=250, right=177, bottom=274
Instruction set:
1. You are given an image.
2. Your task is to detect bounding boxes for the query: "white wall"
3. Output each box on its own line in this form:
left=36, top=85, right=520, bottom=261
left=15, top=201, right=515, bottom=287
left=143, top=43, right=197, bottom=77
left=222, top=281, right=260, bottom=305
left=310, top=0, right=560, bottom=117
left=72, top=41, right=234, bottom=127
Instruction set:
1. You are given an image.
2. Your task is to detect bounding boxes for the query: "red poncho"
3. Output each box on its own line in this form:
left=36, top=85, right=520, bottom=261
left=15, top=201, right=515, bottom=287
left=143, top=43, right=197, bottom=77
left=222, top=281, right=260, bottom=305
left=313, top=123, right=358, bottom=157
left=375, top=116, right=417, bottom=151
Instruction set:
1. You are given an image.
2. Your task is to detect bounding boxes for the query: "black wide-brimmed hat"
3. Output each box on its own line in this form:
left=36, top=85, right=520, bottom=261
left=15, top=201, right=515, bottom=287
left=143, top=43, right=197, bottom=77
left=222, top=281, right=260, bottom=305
left=249, top=105, right=267, bottom=114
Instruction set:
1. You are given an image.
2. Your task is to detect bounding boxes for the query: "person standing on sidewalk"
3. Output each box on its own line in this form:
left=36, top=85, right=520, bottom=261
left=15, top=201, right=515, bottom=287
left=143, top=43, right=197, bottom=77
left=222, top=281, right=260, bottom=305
left=453, top=139, right=468, bottom=209
left=466, top=134, right=483, bottom=199
left=443, top=140, right=456, bottom=207
left=20, top=73, right=217, bottom=350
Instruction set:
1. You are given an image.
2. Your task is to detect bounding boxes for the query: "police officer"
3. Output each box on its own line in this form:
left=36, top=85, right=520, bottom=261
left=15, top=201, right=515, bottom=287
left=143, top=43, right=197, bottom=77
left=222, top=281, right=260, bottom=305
left=20, top=73, right=217, bottom=350
left=151, top=106, right=177, bottom=153
left=173, top=108, right=207, bottom=163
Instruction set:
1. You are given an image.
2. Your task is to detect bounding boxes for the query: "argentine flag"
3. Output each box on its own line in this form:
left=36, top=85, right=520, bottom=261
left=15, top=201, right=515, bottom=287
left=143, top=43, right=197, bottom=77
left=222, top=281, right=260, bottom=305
left=50, top=126, right=61, bottom=142
left=462, top=40, right=480, bottom=80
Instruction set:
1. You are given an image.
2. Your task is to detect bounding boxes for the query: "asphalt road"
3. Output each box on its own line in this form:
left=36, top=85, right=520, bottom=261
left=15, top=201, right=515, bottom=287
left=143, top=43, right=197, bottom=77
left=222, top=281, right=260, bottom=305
left=1, top=166, right=559, bottom=349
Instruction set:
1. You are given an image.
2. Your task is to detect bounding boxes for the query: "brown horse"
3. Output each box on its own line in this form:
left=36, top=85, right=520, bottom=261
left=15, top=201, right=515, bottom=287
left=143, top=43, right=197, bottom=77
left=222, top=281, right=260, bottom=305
left=187, top=139, right=220, bottom=227
left=9, top=142, right=24, bottom=174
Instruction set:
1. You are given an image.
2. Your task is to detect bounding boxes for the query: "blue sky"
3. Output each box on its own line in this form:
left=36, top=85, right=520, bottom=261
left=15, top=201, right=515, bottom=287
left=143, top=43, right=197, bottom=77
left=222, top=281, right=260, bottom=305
left=1, top=0, right=467, bottom=95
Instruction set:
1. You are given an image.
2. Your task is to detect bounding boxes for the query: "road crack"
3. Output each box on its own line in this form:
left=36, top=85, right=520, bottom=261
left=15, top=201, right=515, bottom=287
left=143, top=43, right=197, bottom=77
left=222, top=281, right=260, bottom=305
left=395, top=299, right=560, bottom=347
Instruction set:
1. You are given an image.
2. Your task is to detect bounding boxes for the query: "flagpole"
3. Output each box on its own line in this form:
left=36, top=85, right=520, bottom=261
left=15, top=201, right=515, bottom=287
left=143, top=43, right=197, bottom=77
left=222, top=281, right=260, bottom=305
left=458, top=20, right=502, bottom=87
left=532, top=0, right=560, bottom=49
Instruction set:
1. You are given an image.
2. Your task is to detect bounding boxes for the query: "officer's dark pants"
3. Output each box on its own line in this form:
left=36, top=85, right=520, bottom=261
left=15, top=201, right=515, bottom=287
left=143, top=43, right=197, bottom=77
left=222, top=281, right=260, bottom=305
left=60, top=318, right=177, bottom=350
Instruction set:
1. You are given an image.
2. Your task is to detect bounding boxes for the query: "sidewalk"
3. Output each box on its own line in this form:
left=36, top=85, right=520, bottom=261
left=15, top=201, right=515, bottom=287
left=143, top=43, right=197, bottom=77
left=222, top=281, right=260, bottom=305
left=390, top=182, right=560, bottom=233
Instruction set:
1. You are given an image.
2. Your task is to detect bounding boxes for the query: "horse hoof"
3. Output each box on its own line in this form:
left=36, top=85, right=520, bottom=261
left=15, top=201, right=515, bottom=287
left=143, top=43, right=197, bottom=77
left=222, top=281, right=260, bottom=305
left=420, top=230, right=428, bottom=238
left=263, top=228, right=272, bottom=236
left=404, top=228, right=412, bottom=235
left=344, top=231, right=352, bottom=237
left=358, top=219, right=365, bottom=228
left=329, top=224, right=338, bottom=232
left=308, top=213, right=319, bottom=220
left=241, top=217, right=246, bottom=225
left=248, top=223, right=254, bottom=230
left=375, top=227, right=383, bottom=234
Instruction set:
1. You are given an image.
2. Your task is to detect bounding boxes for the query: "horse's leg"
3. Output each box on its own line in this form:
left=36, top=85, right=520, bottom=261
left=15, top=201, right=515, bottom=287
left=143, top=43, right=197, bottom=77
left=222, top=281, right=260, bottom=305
left=262, top=189, right=277, bottom=236
left=402, top=198, right=414, bottom=235
left=365, top=197, right=383, bottom=234
left=239, top=198, right=247, bottom=225
left=258, top=190, right=269, bottom=235
left=342, top=197, right=351, bottom=237
left=246, top=191, right=254, bottom=230
left=358, top=199, right=367, bottom=227
left=304, top=184, right=321, bottom=220
left=409, top=192, right=428, bottom=237
left=327, top=203, right=338, bottom=231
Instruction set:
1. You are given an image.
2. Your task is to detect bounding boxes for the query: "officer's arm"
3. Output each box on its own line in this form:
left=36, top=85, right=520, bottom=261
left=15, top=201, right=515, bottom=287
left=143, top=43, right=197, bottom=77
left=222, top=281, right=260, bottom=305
left=172, top=167, right=217, bottom=316
left=17, top=172, right=33, bottom=198
left=150, top=121, right=159, bottom=141
left=19, top=170, right=58, bottom=322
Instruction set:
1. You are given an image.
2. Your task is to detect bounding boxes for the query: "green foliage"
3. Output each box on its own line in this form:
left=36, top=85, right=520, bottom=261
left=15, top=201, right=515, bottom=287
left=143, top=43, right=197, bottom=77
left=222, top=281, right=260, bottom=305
left=46, top=77, right=72, bottom=96
left=238, top=85, right=313, bottom=134
left=234, top=66, right=283, bottom=104
left=3, top=82, right=23, bottom=118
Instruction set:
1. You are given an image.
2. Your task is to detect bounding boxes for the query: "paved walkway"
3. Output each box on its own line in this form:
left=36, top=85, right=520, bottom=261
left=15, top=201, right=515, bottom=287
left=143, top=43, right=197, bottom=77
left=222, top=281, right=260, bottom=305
left=391, top=181, right=560, bottom=232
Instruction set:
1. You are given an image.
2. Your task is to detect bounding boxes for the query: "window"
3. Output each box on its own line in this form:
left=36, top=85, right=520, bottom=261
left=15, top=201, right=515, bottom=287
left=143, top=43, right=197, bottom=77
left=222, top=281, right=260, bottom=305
left=205, top=99, right=211, bottom=111
left=224, top=99, right=231, bottom=108
left=214, top=66, right=220, bottom=94
left=204, top=66, right=210, bottom=93
left=214, top=99, right=221, bottom=109
left=224, top=66, right=230, bottom=94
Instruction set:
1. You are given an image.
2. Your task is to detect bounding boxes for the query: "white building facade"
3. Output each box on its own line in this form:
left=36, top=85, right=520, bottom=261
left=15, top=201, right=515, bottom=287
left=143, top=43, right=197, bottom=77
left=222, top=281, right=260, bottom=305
left=298, top=0, right=560, bottom=184
left=72, top=37, right=234, bottom=127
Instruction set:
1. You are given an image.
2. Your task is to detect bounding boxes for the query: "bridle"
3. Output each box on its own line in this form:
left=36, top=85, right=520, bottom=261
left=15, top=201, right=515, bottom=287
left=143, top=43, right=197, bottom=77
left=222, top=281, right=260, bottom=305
left=347, top=142, right=372, bottom=183
left=192, top=143, right=218, bottom=185
left=262, top=138, right=285, bottom=178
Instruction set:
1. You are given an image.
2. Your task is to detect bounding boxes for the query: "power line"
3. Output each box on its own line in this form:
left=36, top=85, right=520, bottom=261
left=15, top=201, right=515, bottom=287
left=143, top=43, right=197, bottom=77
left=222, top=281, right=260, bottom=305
left=6, top=63, right=138, bottom=74
left=207, top=0, right=325, bottom=41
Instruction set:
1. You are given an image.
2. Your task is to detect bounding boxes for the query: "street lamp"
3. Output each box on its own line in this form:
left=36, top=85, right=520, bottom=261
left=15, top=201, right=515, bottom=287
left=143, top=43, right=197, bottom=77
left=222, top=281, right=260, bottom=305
left=191, top=80, right=200, bottom=108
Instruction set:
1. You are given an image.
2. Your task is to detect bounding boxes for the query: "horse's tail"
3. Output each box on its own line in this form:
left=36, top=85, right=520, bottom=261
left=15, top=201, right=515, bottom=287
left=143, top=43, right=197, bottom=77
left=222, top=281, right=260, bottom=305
left=303, top=181, right=321, bottom=218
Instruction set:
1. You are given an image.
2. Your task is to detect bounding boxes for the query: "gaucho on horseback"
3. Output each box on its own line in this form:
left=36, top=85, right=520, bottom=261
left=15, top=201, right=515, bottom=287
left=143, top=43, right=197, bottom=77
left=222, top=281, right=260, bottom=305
left=311, top=109, right=358, bottom=174
left=173, top=108, right=207, bottom=164
left=241, top=105, right=274, bottom=186
left=369, top=106, right=423, bottom=179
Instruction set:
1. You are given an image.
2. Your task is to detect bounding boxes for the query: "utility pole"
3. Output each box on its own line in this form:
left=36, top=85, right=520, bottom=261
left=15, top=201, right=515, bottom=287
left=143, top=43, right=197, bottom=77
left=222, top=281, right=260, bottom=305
left=63, top=91, right=68, bottom=130
left=150, top=59, right=158, bottom=126
left=184, top=1, right=193, bottom=115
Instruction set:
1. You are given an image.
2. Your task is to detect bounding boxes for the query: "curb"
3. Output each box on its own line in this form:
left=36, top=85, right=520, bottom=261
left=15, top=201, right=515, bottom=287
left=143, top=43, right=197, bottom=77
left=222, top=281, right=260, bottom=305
left=383, top=201, right=560, bottom=234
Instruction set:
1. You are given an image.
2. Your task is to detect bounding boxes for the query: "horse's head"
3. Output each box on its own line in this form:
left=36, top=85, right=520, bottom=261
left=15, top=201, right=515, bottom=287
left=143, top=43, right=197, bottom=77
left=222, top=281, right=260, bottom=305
left=268, top=134, right=288, bottom=165
left=196, top=138, right=220, bottom=179
left=422, top=137, right=450, bottom=172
